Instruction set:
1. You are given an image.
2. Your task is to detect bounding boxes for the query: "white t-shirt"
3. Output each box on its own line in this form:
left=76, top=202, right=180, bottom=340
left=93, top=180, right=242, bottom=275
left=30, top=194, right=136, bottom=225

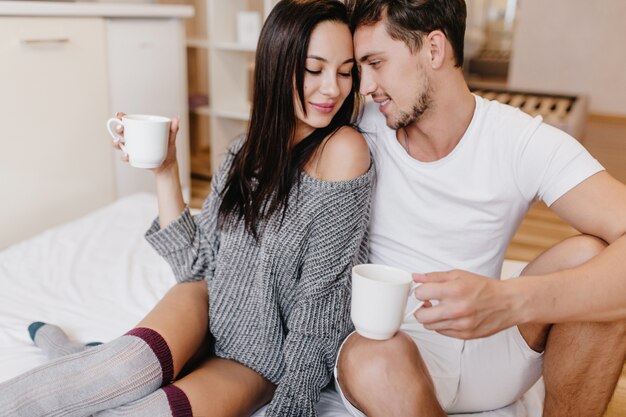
left=360, top=94, right=604, bottom=280
left=357, top=95, right=604, bottom=403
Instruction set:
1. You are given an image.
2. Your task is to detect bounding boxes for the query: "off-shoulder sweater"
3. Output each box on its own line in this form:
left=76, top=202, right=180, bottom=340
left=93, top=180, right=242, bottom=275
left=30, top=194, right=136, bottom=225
left=145, top=137, right=373, bottom=416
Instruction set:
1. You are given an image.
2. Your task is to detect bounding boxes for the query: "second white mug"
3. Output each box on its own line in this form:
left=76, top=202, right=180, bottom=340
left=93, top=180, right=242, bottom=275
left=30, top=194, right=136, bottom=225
left=351, top=264, right=424, bottom=340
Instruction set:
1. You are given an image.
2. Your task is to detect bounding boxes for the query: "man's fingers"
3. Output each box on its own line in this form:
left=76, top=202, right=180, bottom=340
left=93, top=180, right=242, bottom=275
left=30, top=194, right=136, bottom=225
left=412, top=271, right=455, bottom=284
left=417, top=310, right=476, bottom=337
left=415, top=303, right=455, bottom=324
left=434, top=329, right=473, bottom=340
left=422, top=318, right=456, bottom=330
left=414, top=281, right=455, bottom=301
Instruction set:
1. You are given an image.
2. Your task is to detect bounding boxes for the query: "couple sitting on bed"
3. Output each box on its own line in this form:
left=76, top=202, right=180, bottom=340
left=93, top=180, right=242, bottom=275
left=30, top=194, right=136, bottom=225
left=2, top=1, right=626, bottom=416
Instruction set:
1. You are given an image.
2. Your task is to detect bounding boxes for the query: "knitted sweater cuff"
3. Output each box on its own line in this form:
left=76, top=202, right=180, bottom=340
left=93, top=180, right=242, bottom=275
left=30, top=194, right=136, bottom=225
left=144, top=208, right=196, bottom=256
left=264, top=382, right=316, bottom=417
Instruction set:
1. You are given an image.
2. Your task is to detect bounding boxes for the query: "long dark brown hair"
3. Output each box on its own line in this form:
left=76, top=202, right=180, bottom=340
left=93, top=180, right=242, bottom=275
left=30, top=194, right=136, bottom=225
left=345, top=0, right=467, bottom=67
left=219, top=0, right=361, bottom=238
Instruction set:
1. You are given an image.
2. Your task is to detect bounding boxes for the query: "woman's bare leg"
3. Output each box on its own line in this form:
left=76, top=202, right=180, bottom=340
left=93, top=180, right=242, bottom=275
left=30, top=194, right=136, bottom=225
left=100, top=281, right=275, bottom=416
left=135, top=280, right=210, bottom=377
left=0, top=280, right=211, bottom=417
left=93, top=356, right=275, bottom=417
left=175, top=357, right=276, bottom=416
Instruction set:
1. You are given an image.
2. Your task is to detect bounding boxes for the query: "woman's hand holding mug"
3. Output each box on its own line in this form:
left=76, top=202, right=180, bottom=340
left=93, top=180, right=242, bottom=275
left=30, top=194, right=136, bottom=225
left=107, top=112, right=179, bottom=174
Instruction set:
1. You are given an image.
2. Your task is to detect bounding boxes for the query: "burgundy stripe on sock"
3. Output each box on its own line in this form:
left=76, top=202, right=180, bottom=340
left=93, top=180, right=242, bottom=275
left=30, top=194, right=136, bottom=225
left=162, top=384, right=193, bottom=417
left=126, top=327, right=174, bottom=385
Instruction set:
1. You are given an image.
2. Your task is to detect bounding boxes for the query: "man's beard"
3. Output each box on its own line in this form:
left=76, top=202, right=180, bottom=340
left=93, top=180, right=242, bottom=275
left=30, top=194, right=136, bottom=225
left=389, top=84, right=433, bottom=130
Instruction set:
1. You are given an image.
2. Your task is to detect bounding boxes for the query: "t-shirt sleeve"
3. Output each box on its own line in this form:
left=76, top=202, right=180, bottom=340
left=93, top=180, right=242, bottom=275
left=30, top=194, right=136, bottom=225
left=513, top=120, right=604, bottom=206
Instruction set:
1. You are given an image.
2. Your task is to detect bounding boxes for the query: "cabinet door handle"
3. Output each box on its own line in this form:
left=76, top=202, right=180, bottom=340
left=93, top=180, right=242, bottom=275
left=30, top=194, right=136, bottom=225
left=21, top=38, right=70, bottom=45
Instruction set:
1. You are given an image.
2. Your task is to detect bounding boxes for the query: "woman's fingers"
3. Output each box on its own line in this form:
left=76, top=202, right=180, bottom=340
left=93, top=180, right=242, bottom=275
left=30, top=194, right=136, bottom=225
left=112, top=112, right=125, bottom=148
left=168, top=117, right=180, bottom=145
left=111, top=131, right=124, bottom=149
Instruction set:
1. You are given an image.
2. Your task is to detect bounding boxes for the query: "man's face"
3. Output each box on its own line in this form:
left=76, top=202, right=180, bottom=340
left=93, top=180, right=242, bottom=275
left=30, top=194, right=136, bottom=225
left=354, top=20, right=432, bottom=129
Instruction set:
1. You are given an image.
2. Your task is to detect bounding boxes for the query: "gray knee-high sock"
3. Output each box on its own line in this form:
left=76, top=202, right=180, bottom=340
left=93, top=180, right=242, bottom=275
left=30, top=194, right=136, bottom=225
left=29, top=322, right=102, bottom=360
left=0, top=327, right=174, bottom=417
left=94, top=384, right=192, bottom=417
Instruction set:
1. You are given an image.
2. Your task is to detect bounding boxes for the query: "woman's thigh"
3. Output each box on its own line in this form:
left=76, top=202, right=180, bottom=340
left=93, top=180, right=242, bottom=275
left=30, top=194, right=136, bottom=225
left=174, top=357, right=276, bottom=417
left=136, top=280, right=209, bottom=376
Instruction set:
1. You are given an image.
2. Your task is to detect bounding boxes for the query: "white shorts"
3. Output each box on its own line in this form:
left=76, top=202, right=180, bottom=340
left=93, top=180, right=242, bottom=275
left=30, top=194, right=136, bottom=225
left=334, top=320, right=543, bottom=415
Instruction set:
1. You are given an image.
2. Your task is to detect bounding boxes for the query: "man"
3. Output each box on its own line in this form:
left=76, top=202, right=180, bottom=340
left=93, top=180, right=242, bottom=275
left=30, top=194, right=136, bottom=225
left=336, top=1, right=626, bottom=416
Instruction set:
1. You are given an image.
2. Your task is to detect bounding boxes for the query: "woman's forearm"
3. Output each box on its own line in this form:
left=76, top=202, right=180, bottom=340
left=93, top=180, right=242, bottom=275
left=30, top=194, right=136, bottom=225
left=155, top=161, right=186, bottom=229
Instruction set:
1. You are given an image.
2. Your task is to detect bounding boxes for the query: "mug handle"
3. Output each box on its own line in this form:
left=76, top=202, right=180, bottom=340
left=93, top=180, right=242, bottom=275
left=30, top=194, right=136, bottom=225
left=403, top=282, right=425, bottom=320
left=106, top=117, right=127, bottom=154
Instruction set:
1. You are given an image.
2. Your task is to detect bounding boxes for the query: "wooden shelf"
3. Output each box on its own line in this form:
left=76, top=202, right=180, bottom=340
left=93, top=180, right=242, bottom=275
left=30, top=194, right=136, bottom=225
left=190, top=177, right=211, bottom=209
left=186, top=37, right=209, bottom=48
left=191, top=105, right=211, bottom=116
left=190, top=148, right=212, bottom=179
left=159, top=0, right=272, bottom=188
left=211, top=107, right=251, bottom=121
left=213, top=41, right=257, bottom=52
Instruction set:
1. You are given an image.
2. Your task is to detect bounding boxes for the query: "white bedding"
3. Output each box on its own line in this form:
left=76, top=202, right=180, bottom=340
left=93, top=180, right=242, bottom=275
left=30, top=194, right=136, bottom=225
left=0, top=194, right=543, bottom=416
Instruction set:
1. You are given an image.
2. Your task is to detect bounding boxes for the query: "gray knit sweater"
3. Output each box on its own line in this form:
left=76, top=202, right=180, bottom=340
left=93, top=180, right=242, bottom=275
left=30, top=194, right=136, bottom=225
left=145, top=137, right=373, bottom=416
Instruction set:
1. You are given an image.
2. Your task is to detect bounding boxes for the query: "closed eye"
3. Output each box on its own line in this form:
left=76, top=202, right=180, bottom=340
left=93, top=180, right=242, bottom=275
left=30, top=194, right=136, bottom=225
left=305, top=68, right=321, bottom=75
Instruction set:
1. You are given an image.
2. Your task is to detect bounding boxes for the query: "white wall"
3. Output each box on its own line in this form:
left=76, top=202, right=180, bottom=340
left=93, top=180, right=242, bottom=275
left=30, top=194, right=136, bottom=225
left=508, top=0, right=626, bottom=116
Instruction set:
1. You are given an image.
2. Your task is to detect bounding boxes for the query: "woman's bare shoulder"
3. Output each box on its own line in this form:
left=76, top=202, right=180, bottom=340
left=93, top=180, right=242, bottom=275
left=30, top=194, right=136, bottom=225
left=312, top=126, right=371, bottom=182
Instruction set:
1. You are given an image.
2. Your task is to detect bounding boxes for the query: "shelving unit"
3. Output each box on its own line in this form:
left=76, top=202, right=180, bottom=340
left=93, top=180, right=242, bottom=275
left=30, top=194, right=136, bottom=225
left=207, top=0, right=279, bottom=172
left=159, top=0, right=279, bottom=207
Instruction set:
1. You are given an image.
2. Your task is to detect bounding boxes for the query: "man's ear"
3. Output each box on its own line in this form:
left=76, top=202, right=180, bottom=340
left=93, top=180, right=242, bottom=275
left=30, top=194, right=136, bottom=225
left=426, top=30, right=447, bottom=69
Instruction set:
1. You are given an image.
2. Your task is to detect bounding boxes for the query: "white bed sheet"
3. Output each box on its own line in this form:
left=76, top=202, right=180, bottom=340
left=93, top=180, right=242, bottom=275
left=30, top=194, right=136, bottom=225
left=0, top=194, right=543, bottom=416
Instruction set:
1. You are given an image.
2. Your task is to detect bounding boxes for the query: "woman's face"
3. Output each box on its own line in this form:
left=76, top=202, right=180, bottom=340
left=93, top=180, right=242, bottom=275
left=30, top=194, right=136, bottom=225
left=293, top=21, right=355, bottom=142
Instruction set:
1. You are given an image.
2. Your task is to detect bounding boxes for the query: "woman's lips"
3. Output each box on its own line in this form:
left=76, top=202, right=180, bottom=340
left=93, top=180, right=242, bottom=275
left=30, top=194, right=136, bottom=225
left=310, top=102, right=336, bottom=114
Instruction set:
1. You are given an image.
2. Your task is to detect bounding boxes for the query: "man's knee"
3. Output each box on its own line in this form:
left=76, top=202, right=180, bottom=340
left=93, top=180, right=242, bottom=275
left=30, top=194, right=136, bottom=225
left=523, top=234, right=607, bottom=276
left=567, top=234, right=608, bottom=264
left=337, top=332, right=423, bottom=396
left=339, top=332, right=416, bottom=373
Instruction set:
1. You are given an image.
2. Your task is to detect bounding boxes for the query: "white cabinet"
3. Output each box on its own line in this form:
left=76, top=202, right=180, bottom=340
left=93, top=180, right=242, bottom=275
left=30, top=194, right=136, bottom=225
left=206, top=0, right=279, bottom=172
left=0, top=17, right=114, bottom=249
left=0, top=3, right=192, bottom=248
left=106, top=18, right=191, bottom=198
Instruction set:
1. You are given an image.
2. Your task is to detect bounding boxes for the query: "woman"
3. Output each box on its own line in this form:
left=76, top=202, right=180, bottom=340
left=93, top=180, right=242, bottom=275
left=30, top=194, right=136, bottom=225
left=0, top=1, right=372, bottom=416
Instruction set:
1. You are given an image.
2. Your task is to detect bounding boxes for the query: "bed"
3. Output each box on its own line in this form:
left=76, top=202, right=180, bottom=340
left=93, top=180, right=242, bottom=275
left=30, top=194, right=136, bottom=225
left=0, top=193, right=544, bottom=416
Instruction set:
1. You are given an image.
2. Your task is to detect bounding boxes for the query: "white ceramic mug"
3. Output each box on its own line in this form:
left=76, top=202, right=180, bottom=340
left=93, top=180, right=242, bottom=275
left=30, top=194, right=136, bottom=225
left=351, top=264, right=424, bottom=340
left=106, top=114, right=171, bottom=169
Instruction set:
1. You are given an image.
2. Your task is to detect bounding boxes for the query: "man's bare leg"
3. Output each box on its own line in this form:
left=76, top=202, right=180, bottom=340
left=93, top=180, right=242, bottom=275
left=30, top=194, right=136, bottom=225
left=518, top=235, right=626, bottom=417
left=336, top=331, right=446, bottom=417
